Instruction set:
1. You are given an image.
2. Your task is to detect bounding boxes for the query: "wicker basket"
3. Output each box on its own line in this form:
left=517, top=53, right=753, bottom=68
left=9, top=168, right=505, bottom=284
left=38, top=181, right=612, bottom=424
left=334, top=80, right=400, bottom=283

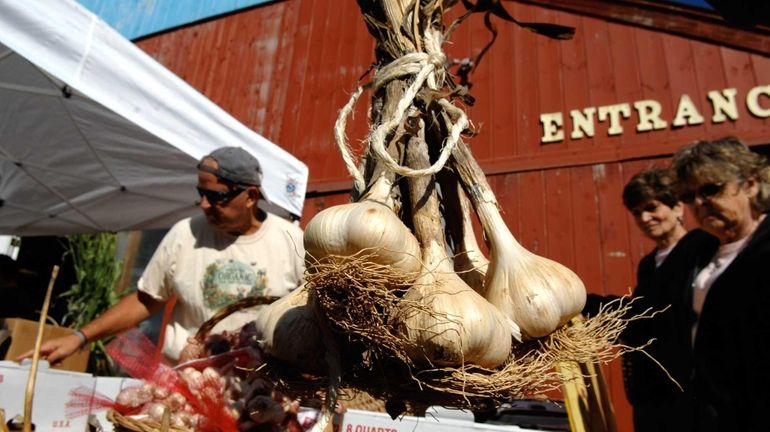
left=107, top=409, right=190, bottom=432
left=193, top=295, right=280, bottom=343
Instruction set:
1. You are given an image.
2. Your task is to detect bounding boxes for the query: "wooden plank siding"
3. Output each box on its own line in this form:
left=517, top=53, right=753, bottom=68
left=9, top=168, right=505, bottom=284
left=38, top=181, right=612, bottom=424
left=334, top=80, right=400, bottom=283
left=133, top=1, right=770, bottom=430
left=135, top=1, right=770, bottom=192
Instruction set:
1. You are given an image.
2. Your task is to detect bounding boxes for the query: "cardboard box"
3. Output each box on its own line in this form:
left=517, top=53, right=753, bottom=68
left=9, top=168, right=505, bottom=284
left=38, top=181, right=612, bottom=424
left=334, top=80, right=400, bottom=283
left=0, top=360, right=95, bottom=432
left=340, top=408, right=544, bottom=432
left=1, top=318, right=90, bottom=372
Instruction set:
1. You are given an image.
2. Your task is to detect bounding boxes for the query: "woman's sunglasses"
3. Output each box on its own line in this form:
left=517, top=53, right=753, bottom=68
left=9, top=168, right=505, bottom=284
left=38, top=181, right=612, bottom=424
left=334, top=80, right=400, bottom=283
left=196, top=187, right=245, bottom=205
left=678, top=182, right=725, bottom=204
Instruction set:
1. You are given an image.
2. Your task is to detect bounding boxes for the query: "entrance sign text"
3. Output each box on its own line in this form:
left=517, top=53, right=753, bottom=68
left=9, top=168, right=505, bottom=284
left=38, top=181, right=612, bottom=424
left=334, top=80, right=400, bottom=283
left=539, top=85, right=770, bottom=143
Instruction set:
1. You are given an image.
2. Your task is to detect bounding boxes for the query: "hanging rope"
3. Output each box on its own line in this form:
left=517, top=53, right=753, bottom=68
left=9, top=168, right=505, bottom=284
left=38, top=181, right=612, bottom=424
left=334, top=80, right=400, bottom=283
left=334, top=85, right=368, bottom=192
left=334, top=27, right=469, bottom=187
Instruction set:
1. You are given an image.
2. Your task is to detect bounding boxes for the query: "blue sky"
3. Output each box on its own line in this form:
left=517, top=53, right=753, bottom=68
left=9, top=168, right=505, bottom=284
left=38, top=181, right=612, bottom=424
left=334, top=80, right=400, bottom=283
left=666, top=0, right=713, bottom=9
left=76, top=0, right=716, bottom=41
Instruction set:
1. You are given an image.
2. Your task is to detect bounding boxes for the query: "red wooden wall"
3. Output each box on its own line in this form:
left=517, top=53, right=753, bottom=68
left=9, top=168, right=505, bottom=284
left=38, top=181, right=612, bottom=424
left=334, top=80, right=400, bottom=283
left=135, top=1, right=770, bottom=430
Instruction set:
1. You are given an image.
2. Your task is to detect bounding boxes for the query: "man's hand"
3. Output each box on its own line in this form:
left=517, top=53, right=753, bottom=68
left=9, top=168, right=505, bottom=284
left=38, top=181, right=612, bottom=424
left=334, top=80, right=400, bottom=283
left=15, top=291, right=163, bottom=366
left=16, top=333, right=82, bottom=365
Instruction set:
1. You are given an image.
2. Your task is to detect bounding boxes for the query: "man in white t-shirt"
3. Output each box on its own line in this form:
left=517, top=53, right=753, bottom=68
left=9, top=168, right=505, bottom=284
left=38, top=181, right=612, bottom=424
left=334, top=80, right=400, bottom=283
left=22, top=147, right=305, bottom=363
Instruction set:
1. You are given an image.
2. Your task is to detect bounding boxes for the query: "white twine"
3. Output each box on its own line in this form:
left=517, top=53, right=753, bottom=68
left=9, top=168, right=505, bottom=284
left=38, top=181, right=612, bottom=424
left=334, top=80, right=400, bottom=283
left=334, top=86, right=367, bottom=192
left=333, top=28, right=470, bottom=186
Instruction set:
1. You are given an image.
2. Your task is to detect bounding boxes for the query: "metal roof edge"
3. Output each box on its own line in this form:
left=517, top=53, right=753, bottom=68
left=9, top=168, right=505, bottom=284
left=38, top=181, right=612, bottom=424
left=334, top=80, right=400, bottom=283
left=514, top=0, right=770, bottom=56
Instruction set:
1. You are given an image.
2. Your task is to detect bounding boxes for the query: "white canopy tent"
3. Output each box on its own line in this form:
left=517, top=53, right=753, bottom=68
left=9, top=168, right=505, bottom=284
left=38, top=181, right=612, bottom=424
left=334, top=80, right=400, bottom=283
left=0, top=0, right=308, bottom=236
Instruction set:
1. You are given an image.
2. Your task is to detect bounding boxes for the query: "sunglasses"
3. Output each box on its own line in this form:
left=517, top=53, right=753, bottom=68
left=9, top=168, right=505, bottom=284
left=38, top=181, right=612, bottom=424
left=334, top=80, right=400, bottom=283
left=678, top=182, right=725, bottom=204
left=196, top=187, right=245, bottom=205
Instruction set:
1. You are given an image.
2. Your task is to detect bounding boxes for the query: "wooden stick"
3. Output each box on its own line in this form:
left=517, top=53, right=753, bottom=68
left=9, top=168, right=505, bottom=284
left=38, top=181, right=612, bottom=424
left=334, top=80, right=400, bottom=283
left=559, top=316, right=618, bottom=432
left=0, top=408, right=9, bottom=432
left=580, top=359, right=618, bottom=432
left=160, top=406, right=171, bottom=432
left=556, top=359, right=588, bottom=432
left=23, top=265, right=59, bottom=432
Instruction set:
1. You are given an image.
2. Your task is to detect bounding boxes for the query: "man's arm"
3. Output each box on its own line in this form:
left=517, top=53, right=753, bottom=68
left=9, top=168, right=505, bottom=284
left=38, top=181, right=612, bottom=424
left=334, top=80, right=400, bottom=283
left=17, top=290, right=166, bottom=365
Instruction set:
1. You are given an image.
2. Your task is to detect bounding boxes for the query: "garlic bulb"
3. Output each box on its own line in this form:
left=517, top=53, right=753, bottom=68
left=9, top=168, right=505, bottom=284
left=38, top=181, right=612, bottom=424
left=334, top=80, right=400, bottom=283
left=393, top=132, right=514, bottom=368
left=452, top=140, right=586, bottom=339
left=145, top=402, right=168, bottom=422
left=303, top=174, right=422, bottom=274
left=253, top=287, right=326, bottom=373
left=116, top=385, right=153, bottom=408
left=396, top=241, right=515, bottom=368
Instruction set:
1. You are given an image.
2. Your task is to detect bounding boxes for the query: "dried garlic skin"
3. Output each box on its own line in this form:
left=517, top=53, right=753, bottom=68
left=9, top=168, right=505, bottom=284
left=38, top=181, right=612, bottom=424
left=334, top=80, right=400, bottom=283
left=477, top=200, right=587, bottom=339
left=304, top=200, right=422, bottom=274
left=394, top=251, right=514, bottom=369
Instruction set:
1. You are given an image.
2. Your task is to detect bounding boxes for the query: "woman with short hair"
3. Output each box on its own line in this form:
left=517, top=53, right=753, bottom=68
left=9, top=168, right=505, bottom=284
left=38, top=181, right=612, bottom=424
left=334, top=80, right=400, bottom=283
left=671, top=137, right=770, bottom=432
left=614, top=167, right=718, bottom=432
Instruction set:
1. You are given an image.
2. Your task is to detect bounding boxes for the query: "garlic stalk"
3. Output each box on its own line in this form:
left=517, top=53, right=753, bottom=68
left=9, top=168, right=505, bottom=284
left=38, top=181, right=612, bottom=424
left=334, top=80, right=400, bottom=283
left=393, top=124, right=515, bottom=368
left=451, top=139, right=586, bottom=339
left=456, top=186, right=490, bottom=292
left=304, top=172, right=422, bottom=274
left=439, top=171, right=489, bottom=294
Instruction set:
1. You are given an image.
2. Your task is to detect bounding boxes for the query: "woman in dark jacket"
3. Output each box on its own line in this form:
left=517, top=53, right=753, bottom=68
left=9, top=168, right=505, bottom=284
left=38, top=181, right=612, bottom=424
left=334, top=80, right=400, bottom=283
left=623, top=228, right=716, bottom=432
left=586, top=167, right=719, bottom=432
left=671, top=137, right=770, bottom=432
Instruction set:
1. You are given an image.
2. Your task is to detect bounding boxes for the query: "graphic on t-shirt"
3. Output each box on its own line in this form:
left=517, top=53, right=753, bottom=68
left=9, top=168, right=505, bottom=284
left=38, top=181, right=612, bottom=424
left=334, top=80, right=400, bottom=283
left=202, top=259, right=268, bottom=309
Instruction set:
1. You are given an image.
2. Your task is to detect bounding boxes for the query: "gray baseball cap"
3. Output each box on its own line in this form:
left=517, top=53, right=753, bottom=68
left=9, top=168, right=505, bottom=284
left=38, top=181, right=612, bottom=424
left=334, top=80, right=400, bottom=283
left=198, top=146, right=269, bottom=201
left=199, top=147, right=262, bottom=186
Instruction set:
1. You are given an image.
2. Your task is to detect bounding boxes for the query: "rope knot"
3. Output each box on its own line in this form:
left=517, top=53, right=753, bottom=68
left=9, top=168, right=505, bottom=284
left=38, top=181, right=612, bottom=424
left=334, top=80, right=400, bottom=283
left=427, top=52, right=445, bottom=71
left=333, top=27, right=466, bottom=185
